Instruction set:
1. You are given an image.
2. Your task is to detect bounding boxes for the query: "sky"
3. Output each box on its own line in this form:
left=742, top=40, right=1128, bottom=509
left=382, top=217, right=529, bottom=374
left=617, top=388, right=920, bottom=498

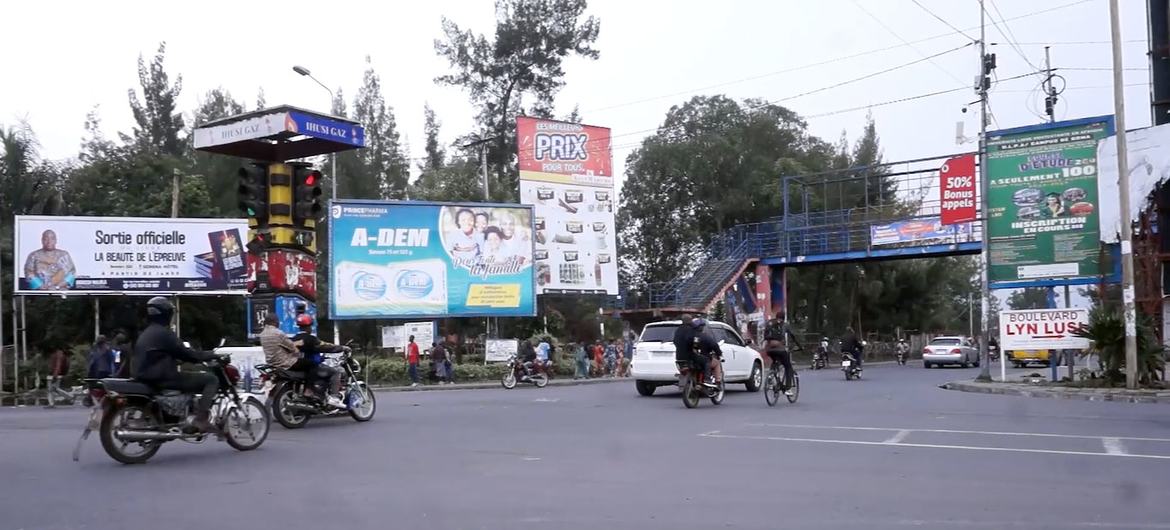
left=1, top=0, right=1154, bottom=193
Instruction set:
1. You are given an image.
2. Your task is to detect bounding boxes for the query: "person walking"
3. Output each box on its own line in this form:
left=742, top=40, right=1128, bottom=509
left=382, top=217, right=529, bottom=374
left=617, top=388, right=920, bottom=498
left=86, top=335, right=115, bottom=380
left=572, top=342, right=589, bottom=379
left=604, top=340, right=618, bottom=377
left=592, top=341, right=604, bottom=377
left=45, top=346, right=73, bottom=408
left=433, top=342, right=451, bottom=384
left=407, top=335, right=421, bottom=387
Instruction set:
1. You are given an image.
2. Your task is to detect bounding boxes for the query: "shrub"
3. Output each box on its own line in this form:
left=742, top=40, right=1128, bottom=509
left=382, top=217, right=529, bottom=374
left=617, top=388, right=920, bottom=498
left=1073, top=308, right=1165, bottom=387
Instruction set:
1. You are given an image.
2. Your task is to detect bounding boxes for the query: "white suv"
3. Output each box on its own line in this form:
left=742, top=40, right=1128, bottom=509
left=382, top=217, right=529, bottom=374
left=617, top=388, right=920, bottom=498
left=630, top=320, right=764, bottom=396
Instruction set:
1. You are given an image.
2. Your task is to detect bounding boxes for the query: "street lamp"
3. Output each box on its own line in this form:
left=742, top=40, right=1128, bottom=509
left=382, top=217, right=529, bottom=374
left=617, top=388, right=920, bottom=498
left=292, top=65, right=337, bottom=202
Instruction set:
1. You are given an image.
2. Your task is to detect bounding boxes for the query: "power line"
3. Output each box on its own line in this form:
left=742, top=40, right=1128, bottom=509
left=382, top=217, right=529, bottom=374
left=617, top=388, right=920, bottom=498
left=911, top=0, right=977, bottom=41
left=984, top=0, right=1045, bottom=75
left=854, top=0, right=970, bottom=85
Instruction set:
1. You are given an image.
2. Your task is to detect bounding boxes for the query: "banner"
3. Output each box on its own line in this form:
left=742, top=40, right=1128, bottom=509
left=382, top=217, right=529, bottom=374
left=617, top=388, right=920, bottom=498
left=485, top=339, right=518, bottom=362
left=870, top=218, right=969, bottom=246
left=517, top=117, right=618, bottom=295
left=328, top=201, right=536, bottom=319
left=14, top=216, right=249, bottom=294
left=939, top=154, right=978, bottom=225
left=380, top=322, right=436, bottom=350
left=999, top=308, right=1090, bottom=351
left=986, top=117, right=1112, bottom=283
left=246, top=294, right=316, bottom=338
left=1096, top=122, right=1170, bottom=243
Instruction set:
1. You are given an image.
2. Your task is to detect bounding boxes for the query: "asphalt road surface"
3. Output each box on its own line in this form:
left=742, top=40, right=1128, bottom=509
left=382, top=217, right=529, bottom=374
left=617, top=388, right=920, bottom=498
left=3, top=362, right=1170, bottom=530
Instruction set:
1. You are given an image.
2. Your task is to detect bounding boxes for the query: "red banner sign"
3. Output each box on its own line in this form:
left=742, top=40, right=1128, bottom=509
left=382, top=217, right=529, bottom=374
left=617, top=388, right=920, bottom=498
left=939, top=154, right=977, bottom=225
left=517, top=117, right=612, bottom=181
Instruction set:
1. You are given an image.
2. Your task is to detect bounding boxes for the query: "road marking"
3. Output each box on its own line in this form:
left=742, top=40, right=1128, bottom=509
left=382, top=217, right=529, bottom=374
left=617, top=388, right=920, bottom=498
left=698, top=432, right=1170, bottom=460
left=884, top=429, right=911, bottom=444
left=745, top=422, right=1170, bottom=443
left=1102, top=437, right=1127, bottom=455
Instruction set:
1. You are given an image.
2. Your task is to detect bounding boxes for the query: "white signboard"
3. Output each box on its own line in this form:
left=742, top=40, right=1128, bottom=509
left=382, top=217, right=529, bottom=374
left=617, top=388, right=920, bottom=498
left=485, top=339, right=518, bottom=362
left=999, top=308, right=1091, bottom=351
left=214, top=346, right=267, bottom=396
left=1097, top=122, right=1170, bottom=243
left=14, top=216, right=249, bottom=295
left=380, top=321, right=436, bottom=350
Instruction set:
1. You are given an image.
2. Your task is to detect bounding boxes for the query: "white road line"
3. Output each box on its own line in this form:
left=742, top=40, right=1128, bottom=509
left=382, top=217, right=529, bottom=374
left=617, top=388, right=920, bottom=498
left=699, top=432, right=1170, bottom=460
left=884, top=429, right=911, bottom=444
left=1102, top=437, right=1128, bottom=455
left=744, top=422, right=1170, bottom=443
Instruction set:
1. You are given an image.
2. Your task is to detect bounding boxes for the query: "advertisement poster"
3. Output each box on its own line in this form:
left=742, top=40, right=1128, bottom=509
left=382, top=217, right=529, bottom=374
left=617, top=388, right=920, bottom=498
left=14, top=216, right=249, bottom=294
left=246, top=294, right=316, bottom=338
left=986, top=117, right=1112, bottom=282
left=380, top=321, right=437, bottom=350
left=998, top=308, right=1090, bottom=351
left=870, top=218, right=969, bottom=246
left=1096, top=121, right=1170, bottom=243
left=517, top=116, right=618, bottom=295
left=329, top=200, right=536, bottom=319
left=485, top=339, right=518, bottom=362
left=939, top=154, right=978, bottom=225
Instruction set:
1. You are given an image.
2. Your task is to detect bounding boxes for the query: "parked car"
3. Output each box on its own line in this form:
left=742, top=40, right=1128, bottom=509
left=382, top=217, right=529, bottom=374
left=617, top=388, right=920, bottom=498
left=630, top=320, right=764, bottom=396
left=1007, top=349, right=1051, bottom=368
left=922, top=336, right=980, bottom=368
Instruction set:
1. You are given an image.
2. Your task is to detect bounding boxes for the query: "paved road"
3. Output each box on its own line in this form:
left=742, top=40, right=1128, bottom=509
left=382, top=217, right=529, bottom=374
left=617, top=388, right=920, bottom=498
left=3, top=362, right=1170, bottom=530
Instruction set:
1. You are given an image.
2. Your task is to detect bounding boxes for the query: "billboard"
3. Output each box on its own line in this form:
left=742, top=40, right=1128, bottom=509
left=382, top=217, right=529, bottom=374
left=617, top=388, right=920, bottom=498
left=14, top=215, right=249, bottom=294
left=986, top=116, right=1113, bottom=283
left=380, top=321, right=437, bottom=350
left=870, top=218, right=969, bottom=246
left=1096, top=122, right=1170, bottom=243
left=485, top=339, right=518, bottom=362
left=517, top=116, right=618, bottom=295
left=328, top=200, right=536, bottom=319
left=999, top=308, right=1090, bottom=351
left=939, top=154, right=978, bottom=225
left=246, top=294, right=316, bottom=338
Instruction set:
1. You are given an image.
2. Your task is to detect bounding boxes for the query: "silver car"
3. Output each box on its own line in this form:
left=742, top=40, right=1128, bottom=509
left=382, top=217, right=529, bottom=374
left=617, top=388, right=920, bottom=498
left=922, top=336, right=980, bottom=368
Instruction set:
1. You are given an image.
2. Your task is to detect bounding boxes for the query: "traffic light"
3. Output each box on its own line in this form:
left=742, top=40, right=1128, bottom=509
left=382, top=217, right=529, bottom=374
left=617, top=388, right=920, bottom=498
left=237, top=163, right=268, bottom=224
left=292, top=163, right=323, bottom=226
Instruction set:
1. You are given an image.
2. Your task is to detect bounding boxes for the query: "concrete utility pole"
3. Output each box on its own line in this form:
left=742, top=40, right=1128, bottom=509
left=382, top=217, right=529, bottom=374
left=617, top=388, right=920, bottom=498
left=1108, top=0, right=1139, bottom=389
left=976, top=0, right=993, bottom=382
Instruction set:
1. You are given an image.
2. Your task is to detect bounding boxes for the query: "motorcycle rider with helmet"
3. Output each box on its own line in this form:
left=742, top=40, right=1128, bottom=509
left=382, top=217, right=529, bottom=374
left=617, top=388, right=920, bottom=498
left=291, top=314, right=347, bottom=409
left=842, top=327, right=863, bottom=370
left=132, top=296, right=220, bottom=433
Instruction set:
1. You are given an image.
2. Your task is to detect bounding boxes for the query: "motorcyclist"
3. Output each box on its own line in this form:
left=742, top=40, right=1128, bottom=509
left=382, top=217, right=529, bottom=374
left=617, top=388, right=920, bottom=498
left=896, top=339, right=909, bottom=360
left=132, top=296, right=219, bottom=433
left=518, top=340, right=538, bottom=376
left=689, top=318, right=723, bottom=387
left=764, top=313, right=800, bottom=396
left=841, top=327, right=863, bottom=369
left=291, top=314, right=346, bottom=409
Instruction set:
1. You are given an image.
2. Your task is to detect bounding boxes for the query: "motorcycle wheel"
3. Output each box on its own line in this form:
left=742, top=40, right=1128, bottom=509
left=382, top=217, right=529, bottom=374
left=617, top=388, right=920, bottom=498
left=223, top=396, right=271, bottom=451
left=99, top=402, right=161, bottom=465
left=501, top=370, right=518, bottom=390
left=347, top=384, right=376, bottom=422
left=710, top=379, right=725, bottom=405
left=681, top=377, right=700, bottom=409
left=532, top=373, right=549, bottom=388
left=764, top=370, right=780, bottom=407
left=272, top=384, right=311, bottom=429
left=786, top=373, right=800, bottom=403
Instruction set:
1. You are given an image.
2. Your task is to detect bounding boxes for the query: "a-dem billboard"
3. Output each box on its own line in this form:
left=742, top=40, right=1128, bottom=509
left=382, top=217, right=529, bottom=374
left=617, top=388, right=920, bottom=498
left=328, top=200, right=536, bottom=319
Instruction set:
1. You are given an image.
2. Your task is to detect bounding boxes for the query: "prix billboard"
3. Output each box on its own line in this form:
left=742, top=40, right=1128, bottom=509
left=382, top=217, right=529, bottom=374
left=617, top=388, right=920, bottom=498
left=14, top=215, right=249, bottom=295
left=517, top=116, right=618, bottom=295
left=985, top=116, right=1113, bottom=283
left=328, top=200, right=536, bottom=319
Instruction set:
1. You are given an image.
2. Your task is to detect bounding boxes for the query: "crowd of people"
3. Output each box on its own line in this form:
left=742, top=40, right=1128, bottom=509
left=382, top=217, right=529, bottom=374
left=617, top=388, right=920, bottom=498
left=570, top=338, right=633, bottom=379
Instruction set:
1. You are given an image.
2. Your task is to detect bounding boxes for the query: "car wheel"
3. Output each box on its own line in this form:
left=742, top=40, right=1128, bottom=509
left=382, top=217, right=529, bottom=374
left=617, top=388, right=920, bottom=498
left=635, top=380, right=655, bottom=397
left=924, top=362, right=931, bottom=369
left=744, top=362, right=763, bottom=393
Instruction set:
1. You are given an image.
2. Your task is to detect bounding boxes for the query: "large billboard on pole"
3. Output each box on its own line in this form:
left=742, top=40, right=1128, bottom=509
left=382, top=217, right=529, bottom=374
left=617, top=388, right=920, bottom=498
left=14, top=215, right=249, bottom=294
left=985, top=116, right=1113, bottom=283
left=517, top=116, right=618, bottom=295
left=328, top=200, right=536, bottom=319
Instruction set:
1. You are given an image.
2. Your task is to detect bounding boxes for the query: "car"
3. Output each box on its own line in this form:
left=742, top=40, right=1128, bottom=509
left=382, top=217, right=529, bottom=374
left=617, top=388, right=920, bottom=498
left=630, top=320, right=764, bottom=396
left=922, top=336, right=980, bottom=368
left=1007, top=349, right=1051, bottom=368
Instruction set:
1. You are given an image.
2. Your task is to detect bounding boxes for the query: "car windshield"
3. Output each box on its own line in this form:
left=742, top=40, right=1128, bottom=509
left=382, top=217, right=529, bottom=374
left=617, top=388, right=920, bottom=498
left=930, top=338, right=962, bottom=346
left=639, top=325, right=678, bottom=343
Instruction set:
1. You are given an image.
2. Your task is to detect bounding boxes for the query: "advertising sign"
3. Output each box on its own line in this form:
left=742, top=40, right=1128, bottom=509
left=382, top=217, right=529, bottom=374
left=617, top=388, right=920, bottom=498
left=939, top=154, right=978, bottom=225
left=998, top=308, right=1091, bottom=351
left=485, top=339, right=518, bottom=362
left=193, top=107, right=365, bottom=150
left=329, top=200, right=536, bottom=319
left=247, top=249, right=317, bottom=299
left=870, top=218, right=969, bottom=246
left=380, top=321, right=437, bottom=350
left=517, top=117, right=618, bottom=295
left=986, top=117, right=1112, bottom=283
left=1096, top=122, right=1170, bottom=242
left=246, top=294, right=316, bottom=338
left=14, top=216, right=249, bottom=294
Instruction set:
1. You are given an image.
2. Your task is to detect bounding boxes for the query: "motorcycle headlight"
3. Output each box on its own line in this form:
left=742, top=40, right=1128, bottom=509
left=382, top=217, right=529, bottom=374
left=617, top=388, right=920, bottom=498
left=349, top=359, right=361, bottom=373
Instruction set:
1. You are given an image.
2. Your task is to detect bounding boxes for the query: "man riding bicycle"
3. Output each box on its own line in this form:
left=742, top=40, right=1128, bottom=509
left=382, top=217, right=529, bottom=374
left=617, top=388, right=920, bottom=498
left=764, top=312, right=800, bottom=396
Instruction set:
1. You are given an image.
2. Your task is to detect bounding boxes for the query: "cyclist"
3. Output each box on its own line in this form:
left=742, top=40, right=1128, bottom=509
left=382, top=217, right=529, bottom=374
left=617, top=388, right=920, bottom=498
left=764, top=313, right=801, bottom=396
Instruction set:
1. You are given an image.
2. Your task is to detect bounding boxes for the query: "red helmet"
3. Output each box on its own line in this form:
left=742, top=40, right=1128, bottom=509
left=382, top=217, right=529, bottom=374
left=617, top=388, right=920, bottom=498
left=295, top=314, right=313, bottom=328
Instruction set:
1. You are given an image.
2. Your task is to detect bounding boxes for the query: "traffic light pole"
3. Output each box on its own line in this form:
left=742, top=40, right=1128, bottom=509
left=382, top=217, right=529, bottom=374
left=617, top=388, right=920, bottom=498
left=332, top=153, right=341, bottom=344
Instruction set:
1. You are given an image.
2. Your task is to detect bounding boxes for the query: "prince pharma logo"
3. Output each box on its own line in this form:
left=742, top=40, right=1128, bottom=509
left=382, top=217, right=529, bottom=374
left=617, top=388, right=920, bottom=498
left=331, top=205, right=342, bottom=219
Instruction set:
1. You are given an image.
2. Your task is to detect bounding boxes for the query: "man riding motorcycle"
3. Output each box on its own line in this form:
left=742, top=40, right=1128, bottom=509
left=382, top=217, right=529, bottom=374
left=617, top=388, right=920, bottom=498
left=291, top=314, right=347, bottom=409
left=841, top=327, right=863, bottom=370
left=684, top=318, right=722, bottom=387
left=132, top=296, right=219, bottom=433
left=764, top=313, right=800, bottom=396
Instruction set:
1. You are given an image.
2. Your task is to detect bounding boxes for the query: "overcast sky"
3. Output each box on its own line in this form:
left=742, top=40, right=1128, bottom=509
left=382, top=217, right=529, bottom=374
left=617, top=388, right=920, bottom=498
left=0, top=0, right=1153, bottom=194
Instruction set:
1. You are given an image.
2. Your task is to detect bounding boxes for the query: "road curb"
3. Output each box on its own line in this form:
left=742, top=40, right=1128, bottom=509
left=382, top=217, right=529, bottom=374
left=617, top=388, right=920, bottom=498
left=371, top=377, right=628, bottom=393
left=940, top=380, right=1170, bottom=404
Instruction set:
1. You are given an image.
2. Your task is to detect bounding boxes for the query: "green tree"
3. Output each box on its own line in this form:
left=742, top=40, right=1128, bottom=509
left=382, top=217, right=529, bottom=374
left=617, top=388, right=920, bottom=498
left=352, top=58, right=410, bottom=200
left=434, top=0, right=600, bottom=201
left=191, top=88, right=247, bottom=216
left=1007, top=287, right=1051, bottom=310
left=126, top=42, right=185, bottom=157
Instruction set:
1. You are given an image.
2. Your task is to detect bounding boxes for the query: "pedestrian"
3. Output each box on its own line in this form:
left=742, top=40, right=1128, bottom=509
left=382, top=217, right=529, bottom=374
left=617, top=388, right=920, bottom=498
left=45, top=346, right=72, bottom=408
left=86, top=335, right=115, bottom=380
left=407, top=335, right=420, bottom=387
left=604, top=340, right=618, bottom=377
left=536, top=338, right=551, bottom=377
left=432, top=341, right=450, bottom=384
left=113, top=330, right=134, bottom=378
left=592, top=341, right=604, bottom=377
left=572, top=342, right=589, bottom=379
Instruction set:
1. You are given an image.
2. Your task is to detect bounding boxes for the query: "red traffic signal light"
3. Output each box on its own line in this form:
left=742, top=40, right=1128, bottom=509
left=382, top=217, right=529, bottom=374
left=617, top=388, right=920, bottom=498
left=291, top=164, right=323, bottom=225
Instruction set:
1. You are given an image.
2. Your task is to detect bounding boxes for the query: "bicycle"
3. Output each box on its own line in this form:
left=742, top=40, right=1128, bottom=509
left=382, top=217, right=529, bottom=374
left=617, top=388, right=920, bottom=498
left=764, top=348, right=799, bottom=406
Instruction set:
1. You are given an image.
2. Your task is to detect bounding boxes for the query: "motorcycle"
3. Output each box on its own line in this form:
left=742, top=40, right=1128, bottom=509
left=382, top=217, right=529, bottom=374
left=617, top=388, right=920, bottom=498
left=812, top=346, right=829, bottom=370
left=895, top=344, right=909, bottom=366
left=676, top=357, right=725, bottom=409
left=501, top=355, right=549, bottom=389
left=257, top=343, right=377, bottom=429
left=73, top=349, right=271, bottom=465
left=989, top=343, right=1000, bottom=361
left=842, top=352, right=862, bottom=381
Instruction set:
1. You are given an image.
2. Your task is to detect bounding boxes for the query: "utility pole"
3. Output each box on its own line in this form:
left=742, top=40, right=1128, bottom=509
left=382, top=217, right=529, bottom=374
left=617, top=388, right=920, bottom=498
left=1044, top=46, right=1057, bottom=124
left=1108, top=0, right=1139, bottom=389
left=976, top=0, right=995, bottom=382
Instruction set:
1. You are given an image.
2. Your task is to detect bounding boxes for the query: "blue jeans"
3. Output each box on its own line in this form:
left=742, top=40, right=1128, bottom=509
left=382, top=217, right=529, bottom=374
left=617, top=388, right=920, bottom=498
left=408, top=363, right=419, bottom=384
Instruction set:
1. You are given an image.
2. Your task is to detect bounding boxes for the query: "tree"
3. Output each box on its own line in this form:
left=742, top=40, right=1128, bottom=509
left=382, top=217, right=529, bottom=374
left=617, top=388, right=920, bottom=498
left=421, top=104, right=445, bottom=172
left=191, top=88, right=247, bottom=216
left=346, top=60, right=410, bottom=200
left=1007, top=287, right=1051, bottom=310
left=434, top=0, right=600, bottom=201
left=126, top=42, right=185, bottom=157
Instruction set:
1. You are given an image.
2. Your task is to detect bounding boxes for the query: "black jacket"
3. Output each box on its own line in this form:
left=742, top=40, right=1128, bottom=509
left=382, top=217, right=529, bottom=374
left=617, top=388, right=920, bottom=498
left=293, top=332, right=344, bottom=363
left=692, top=331, right=722, bottom=358
left=673, top=324, right=696, bottom=361
left=133, top=323, right=215, bottom=382
left=841, top=332, right=862, bottom=355
left=519, top=342, right=537, bottom=362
